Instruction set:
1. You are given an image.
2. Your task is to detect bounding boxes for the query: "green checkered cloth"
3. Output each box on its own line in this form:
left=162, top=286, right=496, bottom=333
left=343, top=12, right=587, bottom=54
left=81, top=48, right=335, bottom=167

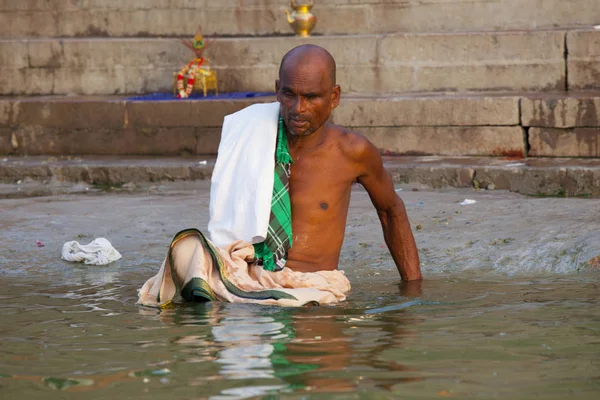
left=253, top=117, right=293, bottom=271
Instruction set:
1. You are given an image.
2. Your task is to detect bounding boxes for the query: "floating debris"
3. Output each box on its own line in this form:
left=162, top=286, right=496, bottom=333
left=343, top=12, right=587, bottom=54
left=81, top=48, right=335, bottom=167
left=129, top=368, right=171, bottom=378
left=588, top=255, right=600, bottom=269
left=43, top=377, right=94, bottom=390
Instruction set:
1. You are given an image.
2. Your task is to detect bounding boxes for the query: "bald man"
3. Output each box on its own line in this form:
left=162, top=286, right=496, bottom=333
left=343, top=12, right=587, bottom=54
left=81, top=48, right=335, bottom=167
left=137, top=44, right=421, bottom=309
left=276, top=44, right=421, bottom=281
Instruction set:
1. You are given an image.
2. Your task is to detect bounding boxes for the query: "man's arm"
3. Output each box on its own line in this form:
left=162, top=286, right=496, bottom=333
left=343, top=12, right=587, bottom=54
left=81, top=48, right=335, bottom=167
left=352, top=135, right=422, bottom=281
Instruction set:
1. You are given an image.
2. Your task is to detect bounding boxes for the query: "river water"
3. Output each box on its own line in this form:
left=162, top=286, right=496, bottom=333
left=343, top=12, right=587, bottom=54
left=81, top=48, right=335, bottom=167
left=0, top=184, right=599, bottom=399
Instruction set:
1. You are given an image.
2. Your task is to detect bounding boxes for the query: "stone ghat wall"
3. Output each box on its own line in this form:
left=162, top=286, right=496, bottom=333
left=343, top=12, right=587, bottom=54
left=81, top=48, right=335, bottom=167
left=0, top=0, right=598, bottom=37
left=4, top=30, right=600, bottom=96
left=1, top=94, right=599, bottom=158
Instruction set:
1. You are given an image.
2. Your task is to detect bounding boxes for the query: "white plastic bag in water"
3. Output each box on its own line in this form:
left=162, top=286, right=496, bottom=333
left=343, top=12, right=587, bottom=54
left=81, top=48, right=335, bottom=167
left=459, top=199, right=477, bottom=205
left=61, top=238, right=122, bottom=266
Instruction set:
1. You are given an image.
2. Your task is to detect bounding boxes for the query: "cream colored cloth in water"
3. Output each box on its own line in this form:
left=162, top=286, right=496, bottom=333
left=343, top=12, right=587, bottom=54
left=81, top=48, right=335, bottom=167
left=137, top=230, right=350, bottom=307
left=61, top=238, right=122, bottom=266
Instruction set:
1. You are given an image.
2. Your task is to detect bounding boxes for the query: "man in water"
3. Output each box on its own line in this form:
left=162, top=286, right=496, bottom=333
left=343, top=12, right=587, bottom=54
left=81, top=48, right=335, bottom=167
left=276, top=44, right=421, bottom=281
left=138, top=44, right=421, bottom=308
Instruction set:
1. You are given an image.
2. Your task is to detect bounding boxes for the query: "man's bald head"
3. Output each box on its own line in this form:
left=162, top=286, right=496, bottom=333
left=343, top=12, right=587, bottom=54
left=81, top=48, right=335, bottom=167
left=279, top=44, right=337, bottom=88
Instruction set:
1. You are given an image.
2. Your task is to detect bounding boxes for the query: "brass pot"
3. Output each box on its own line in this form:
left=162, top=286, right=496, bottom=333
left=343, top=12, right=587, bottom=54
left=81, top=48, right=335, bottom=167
left=284, top=0, right=317, bottom=37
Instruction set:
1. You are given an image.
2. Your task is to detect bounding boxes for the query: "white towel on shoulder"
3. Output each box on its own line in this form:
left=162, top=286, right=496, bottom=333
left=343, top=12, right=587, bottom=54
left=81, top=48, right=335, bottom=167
left=61, top=238, right=122, bottom=266
left=208, top=102, right=281, bottom=247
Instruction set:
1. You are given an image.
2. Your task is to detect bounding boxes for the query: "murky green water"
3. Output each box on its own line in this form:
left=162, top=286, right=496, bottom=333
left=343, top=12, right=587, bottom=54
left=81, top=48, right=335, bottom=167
left=1, top=188, right=599, bottom=398
left=1, top=271, right=598, bottom=399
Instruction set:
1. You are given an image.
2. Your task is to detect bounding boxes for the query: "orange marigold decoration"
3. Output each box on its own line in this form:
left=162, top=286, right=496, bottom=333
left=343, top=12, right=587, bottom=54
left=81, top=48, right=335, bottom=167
left=176, top=58, right=204, bottom=99
left=175, top=26, right=214, bottom=99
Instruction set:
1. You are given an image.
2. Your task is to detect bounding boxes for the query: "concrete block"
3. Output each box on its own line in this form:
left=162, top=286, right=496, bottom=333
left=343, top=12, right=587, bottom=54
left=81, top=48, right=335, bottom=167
left=27, top=40, right=64, bottom=68
left=13, top=99, right=126, bottom=129
left=78, top=164, right=194, bottom=185
left=387, top=163, right=475, bottom=189
left=567, top=30, right=600, bottom=91
left=126, top=99, right=265, bottom=129
left=187, top=100, right=266, bottom=127
left=0, top=0, right=60, bottom=11
left=195, top=128, right=221, bottom=155
left=0, top=30, right=567, bottom=95
left=311, top=5, right=369, bottom=36
left=0, top=129, right=13, bottom=154
left=0, top=69, right=56, bottom=95
left=0, top=40, right=30, bottom=68
left=209, top=36, right=376, bottom=69
left=202, top=8, right=283, bottom=37
left=59, top=39, right=187, bottom=69
left=122, top=127, right=198, bottom=155
left=9, top=125, right=199, bottom=156
left=2, top=0, right=597, bottom=37
left=0, top=101, right=14, bottom=126
left=215, top=66, right=277, bottom=93
left=121, top=67, right=176, bottom=94
left=57, top=10, right=109, bottom=37
left=51, top=68, right=109, bottom=95
left=522, top=95, right=600, bottom=128
left=529, top=127, right=600, bottom=157
left=378, top=31, right=566, bottom=92
left=359, top=126, right=524, bottom=157
left=377, top=62, right=565, bottom=92
left=369, top=0, right=600, bottom=33
left=127, top=101, right=194, bottom=128
left=10, top=125, right=59, bottom=155
left=334, top=95, right=519, bottom=126
left=0, top=11, right=58, bottom=37
left=474, top=164, right=600, bottom=197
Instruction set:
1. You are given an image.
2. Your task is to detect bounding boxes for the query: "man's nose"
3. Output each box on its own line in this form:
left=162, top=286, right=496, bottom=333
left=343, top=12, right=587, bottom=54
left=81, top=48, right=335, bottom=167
left=293, top=96, right=307, bottom=114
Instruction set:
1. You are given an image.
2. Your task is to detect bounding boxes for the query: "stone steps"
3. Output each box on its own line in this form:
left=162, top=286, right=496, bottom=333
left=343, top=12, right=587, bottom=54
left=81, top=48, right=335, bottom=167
left=4, top=29, right=598, bottom=96
left=1, top=155, right=598, bottom=198
left=1, top=0, right=597, bottom=37
left=1, top=92, right=599, bottom=158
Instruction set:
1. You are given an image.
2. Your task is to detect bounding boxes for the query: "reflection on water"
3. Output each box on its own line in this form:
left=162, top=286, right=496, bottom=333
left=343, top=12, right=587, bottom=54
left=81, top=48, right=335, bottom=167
left=0, top=273, right=599, bottom=399
left=155, top=300, right=421, bottom=398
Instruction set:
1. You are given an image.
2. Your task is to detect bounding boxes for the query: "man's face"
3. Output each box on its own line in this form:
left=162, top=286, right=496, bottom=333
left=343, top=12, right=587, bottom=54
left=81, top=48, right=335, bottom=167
left=276, top=61, right=340, bottom=138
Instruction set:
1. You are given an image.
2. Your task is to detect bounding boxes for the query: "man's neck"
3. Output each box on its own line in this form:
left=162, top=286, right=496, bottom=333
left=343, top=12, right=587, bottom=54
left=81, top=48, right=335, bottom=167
left=286, top=125, right=327, bottom=158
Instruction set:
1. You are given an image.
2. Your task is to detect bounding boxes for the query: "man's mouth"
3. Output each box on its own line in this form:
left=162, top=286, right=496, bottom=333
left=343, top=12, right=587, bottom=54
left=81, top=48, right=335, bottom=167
left=291, top=119, right=308, bottom=128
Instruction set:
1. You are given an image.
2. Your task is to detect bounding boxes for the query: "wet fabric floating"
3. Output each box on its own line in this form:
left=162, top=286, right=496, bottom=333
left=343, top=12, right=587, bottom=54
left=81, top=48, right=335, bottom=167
left=61, top=238, right=122, bottom=266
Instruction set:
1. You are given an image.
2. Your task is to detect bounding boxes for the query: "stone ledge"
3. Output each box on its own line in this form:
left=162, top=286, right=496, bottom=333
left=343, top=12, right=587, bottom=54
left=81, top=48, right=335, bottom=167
left=529, top=127, right=600, bottom=157
left=0, top=31, right=566, bottom=95
left=1, top=155, right=598, bottom=197
left=0, top=93, right=522, bottom=128
left=360, top=126, right=524, bottom=157
left=0, top=94, right=525, bottom=156
left=567, top=30, right=600, bottom=91
left=521, top=93, right=600, bottom=128
left=0, top=0, right=597, bottom=37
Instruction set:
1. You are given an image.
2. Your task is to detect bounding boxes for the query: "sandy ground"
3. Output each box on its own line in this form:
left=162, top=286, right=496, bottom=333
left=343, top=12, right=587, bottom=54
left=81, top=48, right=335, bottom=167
left=0, top=181, right=599, bottom=287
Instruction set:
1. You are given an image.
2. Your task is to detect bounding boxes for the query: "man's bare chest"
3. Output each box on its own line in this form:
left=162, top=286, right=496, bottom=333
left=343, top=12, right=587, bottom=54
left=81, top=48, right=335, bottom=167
left=288, top=156, right=355, bottom=216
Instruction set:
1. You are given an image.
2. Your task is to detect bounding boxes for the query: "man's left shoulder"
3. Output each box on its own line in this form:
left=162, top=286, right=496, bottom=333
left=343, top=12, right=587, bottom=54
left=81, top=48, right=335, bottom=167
left=328, top=124, right=377, bottom=161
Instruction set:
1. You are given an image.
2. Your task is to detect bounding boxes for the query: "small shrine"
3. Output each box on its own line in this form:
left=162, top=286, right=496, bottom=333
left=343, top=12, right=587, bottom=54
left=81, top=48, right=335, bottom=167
left=174, top=27, right=218, bottom=98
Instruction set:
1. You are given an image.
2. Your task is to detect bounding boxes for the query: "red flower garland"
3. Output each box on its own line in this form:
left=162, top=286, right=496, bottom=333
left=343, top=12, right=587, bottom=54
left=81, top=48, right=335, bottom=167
left=176, top=58, right=204, bottom=98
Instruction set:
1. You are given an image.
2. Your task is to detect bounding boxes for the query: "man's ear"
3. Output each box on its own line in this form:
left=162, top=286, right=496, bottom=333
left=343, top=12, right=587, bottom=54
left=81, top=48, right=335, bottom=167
left=331, top=84, right=341, bottom=109
left=275, top=79, right=280, bottom=93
